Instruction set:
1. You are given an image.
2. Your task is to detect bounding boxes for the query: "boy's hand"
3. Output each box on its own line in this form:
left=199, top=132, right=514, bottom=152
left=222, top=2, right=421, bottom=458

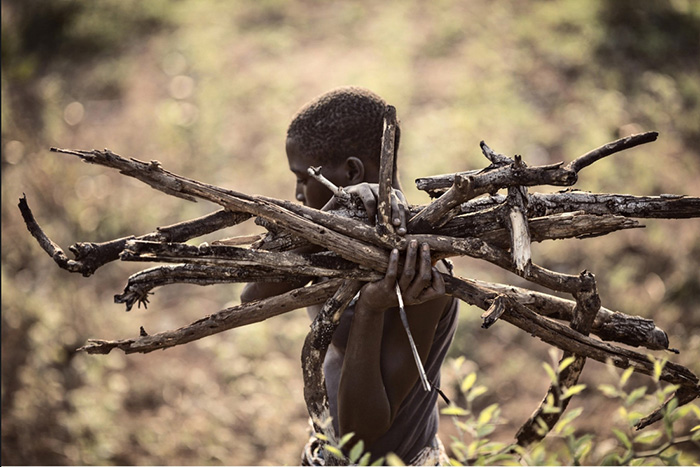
left=357, top=240, right=445, bottom=313
left=322, top=183, right=409, bottom=235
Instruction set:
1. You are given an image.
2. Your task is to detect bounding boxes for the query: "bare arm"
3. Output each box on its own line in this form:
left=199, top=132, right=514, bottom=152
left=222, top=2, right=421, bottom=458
left=337, top=241, right=449, bottom=447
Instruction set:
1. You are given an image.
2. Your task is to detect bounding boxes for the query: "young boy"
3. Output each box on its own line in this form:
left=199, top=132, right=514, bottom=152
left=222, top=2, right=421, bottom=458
left=241, top=86, right=458, bottom=465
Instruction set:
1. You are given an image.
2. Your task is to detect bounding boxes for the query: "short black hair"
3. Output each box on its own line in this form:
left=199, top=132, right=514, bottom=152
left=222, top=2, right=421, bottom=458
left=287, top=86, right=400, bottom=170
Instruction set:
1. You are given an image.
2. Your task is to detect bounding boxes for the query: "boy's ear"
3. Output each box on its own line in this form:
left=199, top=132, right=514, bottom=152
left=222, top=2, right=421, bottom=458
left=344, top=157, right=365, bottom=185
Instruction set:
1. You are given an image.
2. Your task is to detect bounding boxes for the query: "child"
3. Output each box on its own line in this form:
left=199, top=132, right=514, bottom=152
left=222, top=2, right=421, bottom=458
left=241, top=86, right=458, bottom=465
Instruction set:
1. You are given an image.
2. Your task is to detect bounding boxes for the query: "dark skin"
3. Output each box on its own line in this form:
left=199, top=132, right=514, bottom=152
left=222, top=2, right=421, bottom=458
left=241, top=136, right=452, bottom=453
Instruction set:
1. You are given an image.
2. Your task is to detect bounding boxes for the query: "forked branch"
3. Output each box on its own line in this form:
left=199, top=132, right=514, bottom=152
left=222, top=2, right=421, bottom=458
left=19, top=130, right=700, bottom=452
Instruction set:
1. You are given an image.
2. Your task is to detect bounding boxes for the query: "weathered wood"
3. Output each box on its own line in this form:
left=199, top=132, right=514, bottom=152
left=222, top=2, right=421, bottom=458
left=120, top=240, right=377, bottom=281
left=302, top=280, right=363, bottom=447
left=504, top=183, right=532, bottom=275
left=19, top=193, right=249, bottom=277
left=415, top=132, right=658, bottom=195
left=115, top=264, right=308, bottom=312
left=444, top=275, right=698, bottom=388
left=407, top=173, right=475, bottom=231
left=377, top=106, right=398, bottom=238
left=21, top=133, right=697, bottom=446
left=526, top=191, right=700, bottom=219
left=79, top=278, right=345, bottom=355
left=515, top=271, right=601, bottom=447
left=452, top=192, right=700, bottom=220
left=470, top=278, right=670, bottom=351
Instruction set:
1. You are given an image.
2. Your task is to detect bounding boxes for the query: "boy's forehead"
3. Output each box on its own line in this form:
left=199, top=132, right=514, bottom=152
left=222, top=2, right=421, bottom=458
left=286, top=137, right=328, bottom=170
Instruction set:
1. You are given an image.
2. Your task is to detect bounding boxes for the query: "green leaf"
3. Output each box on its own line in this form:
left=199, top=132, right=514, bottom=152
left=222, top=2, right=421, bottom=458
left=626, top=410, right=644, bottom=427
left=602, top=453, right=623, bottom=465
left=535, top=417, right=549, bottom=436
left=455, top=420, right=470, bottom=432
left=452, top=355, right=466, bottom=370
left=442, top=405, right=469, bottom=416
left=667, top=396, right=679, bottom=414
left=358, top=452, right=372, bottom=466
left=650, top=355, right=668, bottom=383
left=633, top=429, right=662, bottom=444
left=476, top=423, right=496, bottom=438
left=323, top=445, right=344, bottom=459
left=338, top=432, right=354, bottom=448
left=619, top=366, right=635, bottom=388
left=660, top=452, right=680, bottom=466
left=554, top=407, right=583, bottom=435
left=598, top=384, right=619, bottom=398
left=477, top=403, right=499, bottom=426
left=370, top=456, right=385, bottom=466
left=558, top=356, right=577, bottom=373
left=691, top=426, right=700, bottom=442
left=662, top=384, right=680, bottom=396
left=543, top=362, right=558, bottom=384
left=385, top=452, right=404, bottom=466
left=561, top=384, right=586, bottom=399
left=574, top=436, right=593, bottom=464
left=689, top=404, right=700, bottom=419
left=467, top=385, right=488, bottom=402
left=612, top=428, right=632, bottom=450
left=625, top=386, right=647, bottom=406
left=542, top=404, right=561, bottom=414
left=461, top=372, right=477, bottom=393
left=349, top=440, right=365, bottom=464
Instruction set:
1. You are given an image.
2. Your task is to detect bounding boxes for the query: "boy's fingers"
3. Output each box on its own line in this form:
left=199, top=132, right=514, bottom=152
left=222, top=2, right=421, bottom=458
left=385, top=248, right=399, bottom=283
left=405, top=243, right=432, bottom=298
left=431, top=267, right=445, bottom=295
left=390, top=192, right=408, bottom=235
left=399, top=240, right=418, bottom=290
left=419, top=243, right=432, bottom=282
left=358, top=188, right=377, bottom=225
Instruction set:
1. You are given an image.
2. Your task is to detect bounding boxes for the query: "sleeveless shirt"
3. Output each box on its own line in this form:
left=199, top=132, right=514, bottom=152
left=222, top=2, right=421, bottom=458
left=322, top=293, right=459, bottom=461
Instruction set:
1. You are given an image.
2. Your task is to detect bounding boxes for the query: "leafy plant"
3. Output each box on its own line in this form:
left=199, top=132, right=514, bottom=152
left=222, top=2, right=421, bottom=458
left=442, top=357, right=700, bottom=466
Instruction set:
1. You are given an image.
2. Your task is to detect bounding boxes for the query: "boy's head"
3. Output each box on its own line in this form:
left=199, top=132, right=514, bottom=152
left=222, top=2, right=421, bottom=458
left=286, top=86, right=400, bottom=208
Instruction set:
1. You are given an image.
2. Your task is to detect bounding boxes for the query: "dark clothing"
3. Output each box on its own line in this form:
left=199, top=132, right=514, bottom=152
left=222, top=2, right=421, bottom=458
left=323, top=295, right=459, bottom=462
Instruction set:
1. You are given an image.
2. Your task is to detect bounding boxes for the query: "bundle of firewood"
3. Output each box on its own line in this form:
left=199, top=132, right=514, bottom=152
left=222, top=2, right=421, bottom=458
left=19, top=108, right=700, bottom=447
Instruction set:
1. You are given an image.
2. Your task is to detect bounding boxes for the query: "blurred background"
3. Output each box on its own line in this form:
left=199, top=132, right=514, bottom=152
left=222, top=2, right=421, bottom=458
left=2, top=0, right=699, bottom=464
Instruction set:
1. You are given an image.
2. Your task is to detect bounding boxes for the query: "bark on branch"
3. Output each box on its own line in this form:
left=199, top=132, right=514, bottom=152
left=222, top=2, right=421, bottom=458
left=20, top=131, right=699, bottom=448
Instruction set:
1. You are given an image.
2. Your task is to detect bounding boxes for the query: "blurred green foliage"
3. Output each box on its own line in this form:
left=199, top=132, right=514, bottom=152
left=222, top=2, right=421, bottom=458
left=2, top=0, right=699, bottom=464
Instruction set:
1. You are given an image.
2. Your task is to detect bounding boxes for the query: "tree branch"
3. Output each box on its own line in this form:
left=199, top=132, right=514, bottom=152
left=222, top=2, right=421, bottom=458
left=79, top=278, right=345, bottom=355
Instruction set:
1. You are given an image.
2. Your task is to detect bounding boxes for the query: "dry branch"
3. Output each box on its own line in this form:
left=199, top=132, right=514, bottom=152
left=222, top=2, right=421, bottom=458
left=21, top=132, right=700, bottom=451
left=453, top=191, right=700, bottom=220
left=515, top=271, right=601, bottom=446
left=19, top=194, right=249, bottom=277
left=415, top=132, right=659, bottom=195
left=79, top=278, right=345, bottom=354
left=377, top=105, right=399, bottom=238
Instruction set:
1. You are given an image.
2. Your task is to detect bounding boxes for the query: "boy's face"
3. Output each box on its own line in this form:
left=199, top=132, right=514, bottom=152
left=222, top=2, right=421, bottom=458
left=286, top=137, right=348, bottom=209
